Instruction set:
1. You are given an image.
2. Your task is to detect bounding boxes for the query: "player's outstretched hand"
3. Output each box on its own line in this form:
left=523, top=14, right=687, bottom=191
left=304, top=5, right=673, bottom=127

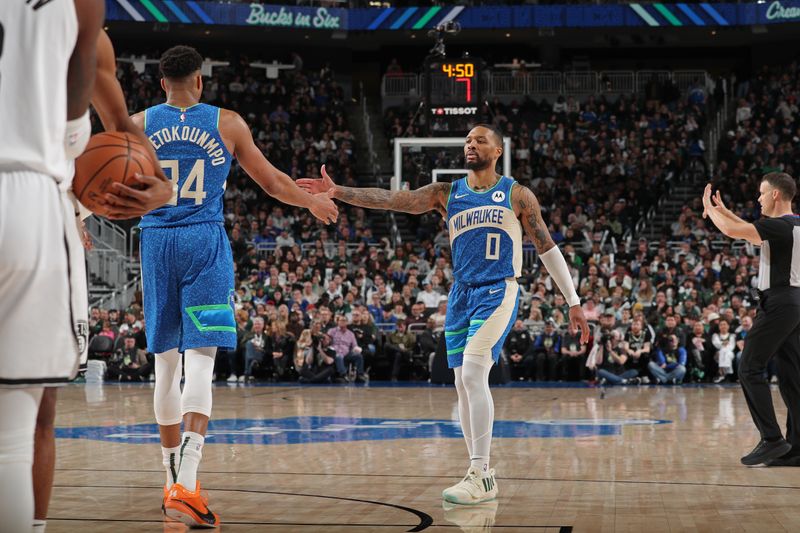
left=309, top=191, right=338, bottom=225
left=569, top=305, right=591, bottom=344
left=100, top=173, right=173, bottom=219
left=297, top=164, right=336, bottom=195
left=701, top=183, right=713, bottom=219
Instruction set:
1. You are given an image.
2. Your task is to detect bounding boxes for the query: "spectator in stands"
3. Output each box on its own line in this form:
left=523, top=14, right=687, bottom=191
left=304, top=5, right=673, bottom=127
left=561, top=322, right=587, bottom=381
left=299, top=332, right=337, bottom=384
left=268, top=321, right=295, bottom=381
left=711, top=318, right=737, bottom=384
left=350, top=307, right=377, bottom=366
left=97, top=320, right=116, bottom=342
left=597, top=330, right=640, bottom=386
left=406, top=302, right=428, bottom=330
left=327, top=315, right=367, bottom=382
left=533, top=319, right=562, bottom=381
left=621, top=317, right=653, bottom=382
left=649, top=333, right=687, bottom=384
left=505, top=319, right=534, bottom=381
left=417, top=281, right=442, bottom=309
left=687, top=321, right=710, bottom=382
left=417, top=317, right=440, bottom=377
left=430, top=300, right=447, bottom=332
left=244, top=317, right=268, bottom=382
left=386, top=321, right=416, bottom=382
left=108, top=336, right=151, bottom=382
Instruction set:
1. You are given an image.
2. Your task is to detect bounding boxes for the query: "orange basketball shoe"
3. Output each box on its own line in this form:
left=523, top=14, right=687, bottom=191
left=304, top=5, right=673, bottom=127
left=164, top=482, right=220, bottom=528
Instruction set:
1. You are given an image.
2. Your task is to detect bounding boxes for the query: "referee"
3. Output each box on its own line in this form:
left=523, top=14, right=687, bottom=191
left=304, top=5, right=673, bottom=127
left=703, top=172, right=800, bottom=466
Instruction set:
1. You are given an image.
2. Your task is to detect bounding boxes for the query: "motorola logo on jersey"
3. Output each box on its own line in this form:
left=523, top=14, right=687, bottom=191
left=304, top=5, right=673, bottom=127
left=55, top=416, right=670, bottom=445
left=492, top=191, right=505, bottom=203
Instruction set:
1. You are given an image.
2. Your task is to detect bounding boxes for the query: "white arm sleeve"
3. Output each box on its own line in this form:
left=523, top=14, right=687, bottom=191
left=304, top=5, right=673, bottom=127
left=539, top=246, right=581, bottom=307
left=64, top=110, right=91, bottom=159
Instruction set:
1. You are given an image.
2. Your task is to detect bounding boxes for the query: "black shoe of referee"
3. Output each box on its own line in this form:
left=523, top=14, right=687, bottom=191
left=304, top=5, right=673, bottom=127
left=741, top=438, right=793, bottom=466
left=765, top=449, right=800, bottom=467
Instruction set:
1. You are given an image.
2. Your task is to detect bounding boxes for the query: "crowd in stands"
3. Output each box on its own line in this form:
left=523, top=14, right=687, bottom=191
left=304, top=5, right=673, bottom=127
left=385, top=75, right=709, bottom=247
left=83, top=55, right=785, bottom=388
left=713, top=61, right=800, bottom=226
left=88, top=222, right=765, bottom=386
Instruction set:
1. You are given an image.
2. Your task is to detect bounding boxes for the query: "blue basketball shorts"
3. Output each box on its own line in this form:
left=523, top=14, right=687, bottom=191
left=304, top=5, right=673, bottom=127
left=140, top=222, right=235, bottom=354
left=444, top=278, right=520, bottom=368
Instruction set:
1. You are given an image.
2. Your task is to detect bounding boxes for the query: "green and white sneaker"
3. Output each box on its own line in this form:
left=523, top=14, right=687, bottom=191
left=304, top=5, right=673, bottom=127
left=442, top=467, right=498, bottom=505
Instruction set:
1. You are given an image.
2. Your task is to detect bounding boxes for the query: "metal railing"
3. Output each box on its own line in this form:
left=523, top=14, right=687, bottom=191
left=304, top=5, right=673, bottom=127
left=490, top=72, right=528, bottom=96
left=599, top=71, right=636, bottom=94
left=383, top=69, right=711, bottom=99
left=530, top=71, right=564, bottom=94
left=564, top=71, right=598, bottom=95
left=86, top=215, right=128, bottom=256
left=89, top=275, right=142, bottom=310
left=381, top=74, right=420, bottom=98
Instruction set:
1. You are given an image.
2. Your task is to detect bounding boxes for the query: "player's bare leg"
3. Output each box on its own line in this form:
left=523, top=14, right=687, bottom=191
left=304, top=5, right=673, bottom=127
left=32, top=388, right=57, bottom=531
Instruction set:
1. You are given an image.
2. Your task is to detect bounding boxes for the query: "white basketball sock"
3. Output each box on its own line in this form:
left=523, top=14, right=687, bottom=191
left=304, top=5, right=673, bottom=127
left=461, top=356, right=494, bottom=476
left=453, top=366, right=473, bottom=459
left=32, top=518, right=47, bottom=531
left=162, top=446, right=180, bottom=488
left=176, top=432, right=205, bottom=490
left=0, top=387, right=43, bottom=533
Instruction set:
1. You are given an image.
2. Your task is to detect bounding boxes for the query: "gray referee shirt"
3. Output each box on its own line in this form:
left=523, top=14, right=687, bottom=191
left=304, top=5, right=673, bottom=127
left=754, top=214, right=800, bottom=293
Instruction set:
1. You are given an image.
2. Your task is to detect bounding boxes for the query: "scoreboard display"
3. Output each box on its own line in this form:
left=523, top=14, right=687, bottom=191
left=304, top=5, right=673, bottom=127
left=425, top=57, right=485, bottom=122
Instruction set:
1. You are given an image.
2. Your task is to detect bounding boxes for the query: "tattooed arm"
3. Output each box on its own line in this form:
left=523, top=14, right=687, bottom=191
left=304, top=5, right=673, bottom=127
left=513, top=183, right=556, bottom=253
left=332, top=182, right=451, bottom=216
left=514, top=184, right=590, bottom=342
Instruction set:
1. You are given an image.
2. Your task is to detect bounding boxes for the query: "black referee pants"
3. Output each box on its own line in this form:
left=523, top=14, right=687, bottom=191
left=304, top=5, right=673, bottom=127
left=739, top=292, right=800, bottom=445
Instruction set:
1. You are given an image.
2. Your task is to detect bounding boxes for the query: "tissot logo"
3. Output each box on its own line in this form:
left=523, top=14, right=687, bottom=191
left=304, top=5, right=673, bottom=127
left=431, top=107, right=479, bottom=116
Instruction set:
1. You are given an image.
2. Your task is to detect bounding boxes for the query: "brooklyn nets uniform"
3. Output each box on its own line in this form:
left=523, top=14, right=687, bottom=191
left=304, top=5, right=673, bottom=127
left=0, top=0, right=87, bottom=385
left=444, top=176, right=522, bottom=368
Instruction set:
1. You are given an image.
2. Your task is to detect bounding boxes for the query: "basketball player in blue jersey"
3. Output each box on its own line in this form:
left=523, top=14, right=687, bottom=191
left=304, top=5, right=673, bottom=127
left=107, top=45, right=338, bottom=527
left=300, top=124, right=590, bottom=504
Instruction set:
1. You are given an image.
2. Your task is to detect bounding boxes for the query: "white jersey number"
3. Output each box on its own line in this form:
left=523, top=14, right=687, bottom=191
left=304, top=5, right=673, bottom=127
left=485, top=233, right=501, bottom=260
left=160, top=159, right=208, bottom=206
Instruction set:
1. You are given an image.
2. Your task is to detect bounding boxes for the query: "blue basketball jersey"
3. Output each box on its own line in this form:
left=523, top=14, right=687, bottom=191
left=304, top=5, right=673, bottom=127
left=140, top=103, right=232, bottom=228
left=446, top=175, right=522, bottom=285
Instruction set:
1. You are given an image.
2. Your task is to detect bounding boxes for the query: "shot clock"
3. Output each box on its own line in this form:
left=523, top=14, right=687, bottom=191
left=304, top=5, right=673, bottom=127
left=425, top=57, right=485, bottom=126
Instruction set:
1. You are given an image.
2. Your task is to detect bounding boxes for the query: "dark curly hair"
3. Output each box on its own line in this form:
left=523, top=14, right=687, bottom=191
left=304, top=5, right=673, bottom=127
left=159, top=45, right=203, bottom=80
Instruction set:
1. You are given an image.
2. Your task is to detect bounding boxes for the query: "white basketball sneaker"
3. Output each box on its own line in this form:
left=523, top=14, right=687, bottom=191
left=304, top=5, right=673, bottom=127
left=442, top=467, right=498, bottom=505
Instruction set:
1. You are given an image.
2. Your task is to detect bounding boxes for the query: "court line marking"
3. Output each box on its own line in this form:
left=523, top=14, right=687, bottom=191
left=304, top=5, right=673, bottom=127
left=52, top=484, right=433, bottom=532
left=47, top=518, right=567, bottom=530
left=55, top=468, right=800, bottom=491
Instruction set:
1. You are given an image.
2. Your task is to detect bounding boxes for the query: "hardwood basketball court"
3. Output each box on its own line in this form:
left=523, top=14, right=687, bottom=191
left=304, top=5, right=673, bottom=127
left=46, top=383, right=799, bottom=531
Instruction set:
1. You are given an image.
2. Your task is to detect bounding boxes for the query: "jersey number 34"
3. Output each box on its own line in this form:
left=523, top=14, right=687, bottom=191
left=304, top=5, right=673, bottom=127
left=160, top=159, right=208, bottom=206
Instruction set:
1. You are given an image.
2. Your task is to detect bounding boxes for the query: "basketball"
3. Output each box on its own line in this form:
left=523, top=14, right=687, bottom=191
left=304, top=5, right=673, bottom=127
left=73, top=132, right=154, bottom=216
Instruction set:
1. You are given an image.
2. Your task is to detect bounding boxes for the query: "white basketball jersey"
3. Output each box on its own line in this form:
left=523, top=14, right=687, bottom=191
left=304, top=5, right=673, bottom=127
left=0, top=0, right=78, bottom=182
